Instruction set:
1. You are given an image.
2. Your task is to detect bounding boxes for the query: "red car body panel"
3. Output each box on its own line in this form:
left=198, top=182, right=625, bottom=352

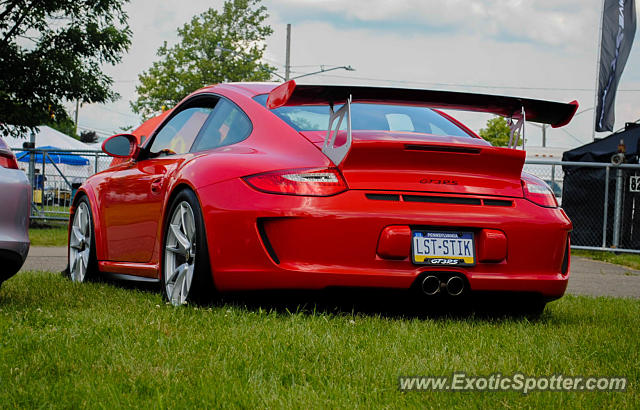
left=192, top=178, right=570, bottom=298
left=72, top=82, right=574, bottom=301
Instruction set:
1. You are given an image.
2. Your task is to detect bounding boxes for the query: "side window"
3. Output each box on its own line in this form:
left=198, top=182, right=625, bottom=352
left=191, top=99, right=252, bottom=152
left=149, top=107, right=213, bottom=155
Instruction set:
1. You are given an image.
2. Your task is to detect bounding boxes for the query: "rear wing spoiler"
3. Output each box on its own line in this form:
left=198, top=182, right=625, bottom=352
left=267, top=80, right=579, bottom=165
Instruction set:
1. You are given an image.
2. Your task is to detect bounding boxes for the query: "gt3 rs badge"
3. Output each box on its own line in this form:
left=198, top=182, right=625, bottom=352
left=419, top=178, right=459, bottom=185
left=427, top=258, right=460, bottom=265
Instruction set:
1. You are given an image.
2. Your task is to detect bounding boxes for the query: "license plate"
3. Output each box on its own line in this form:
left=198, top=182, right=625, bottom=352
left=412, top=231, right=475, bottom=266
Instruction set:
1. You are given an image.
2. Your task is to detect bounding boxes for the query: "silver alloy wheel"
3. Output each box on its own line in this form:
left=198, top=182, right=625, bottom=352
left=164, top=201, right=197, bottom=306
left=69, top=201, right=92, bottom=282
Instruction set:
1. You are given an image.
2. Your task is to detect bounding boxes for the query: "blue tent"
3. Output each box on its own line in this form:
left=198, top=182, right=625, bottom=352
left=16, top=145, right=89, bottom=166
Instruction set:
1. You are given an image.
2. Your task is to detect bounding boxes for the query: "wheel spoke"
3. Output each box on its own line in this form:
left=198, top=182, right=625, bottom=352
left=170, top=277, right=182, bottom=304
left=70, top=226, right=83, bottom=249
left=180, top=265, right=194, bottom=304
left=77, top=206, right=85, bottom=235
left=81, top=248, right=90, bottom=267
left=78, top=254, right=85, bottom=281
left=167, top=262, right=187, bottom=285
left=165, top=244, right=184, bottom=256
left=76, top=206, right=83, bottom=228
left=170, top=223, right=190, bottom=253
left=170, top=264, right=188, bottom=304
left=180, top=273, right=189, bottom=304
left=70, top=251, right=77, bottom=274
left=183, top=206, right=195, bottom=243
left=184, top=265, right=194, bottom=294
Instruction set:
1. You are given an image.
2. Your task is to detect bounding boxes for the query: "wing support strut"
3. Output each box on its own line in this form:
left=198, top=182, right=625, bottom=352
left=507, top=106, right=526, bottom=150
left=322, top=95, right=352, bottom=165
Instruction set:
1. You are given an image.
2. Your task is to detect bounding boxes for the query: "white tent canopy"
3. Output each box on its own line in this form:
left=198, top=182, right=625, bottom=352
left=4, top=125, right=93, bottom=150
left=7, top=126, right=103, bottom=185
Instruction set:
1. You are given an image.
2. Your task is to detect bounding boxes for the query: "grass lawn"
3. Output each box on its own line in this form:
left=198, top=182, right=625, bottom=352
left=1, top=272, right=637, bottom=408
left=573, top=249, right=640, bottom=271
left=29, top=224, right=67, bottom=247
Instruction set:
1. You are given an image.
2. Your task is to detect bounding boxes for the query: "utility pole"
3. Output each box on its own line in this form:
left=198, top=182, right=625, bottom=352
left=285, top=23, right=291, bottom=81
left=27, top=130, right=35, bottom=187
left=74, top=99, right=80, bottom=136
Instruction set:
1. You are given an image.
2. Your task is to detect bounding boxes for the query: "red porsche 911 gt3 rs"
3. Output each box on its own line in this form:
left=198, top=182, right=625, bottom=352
left=67, top=81, right=577, bottom=311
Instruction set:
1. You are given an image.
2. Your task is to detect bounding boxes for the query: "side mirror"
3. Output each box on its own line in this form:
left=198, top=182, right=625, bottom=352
left=102, top=134, right=140, bottom=159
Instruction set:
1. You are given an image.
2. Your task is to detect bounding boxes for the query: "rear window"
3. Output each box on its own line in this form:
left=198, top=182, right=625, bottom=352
left=253, top=94, right=472, bottom=138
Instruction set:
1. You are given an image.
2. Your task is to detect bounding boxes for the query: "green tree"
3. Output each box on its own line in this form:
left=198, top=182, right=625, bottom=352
left=0, top=0, right=132, bottom=137
left=47, top=117, right=79, bottom=140
left=131, top=0, right=274, bottom=118
left=479, top=116, right=514, bottom=147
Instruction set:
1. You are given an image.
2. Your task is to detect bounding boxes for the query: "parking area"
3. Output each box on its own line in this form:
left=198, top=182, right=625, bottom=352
left=19, top=247, right=640, bottom=299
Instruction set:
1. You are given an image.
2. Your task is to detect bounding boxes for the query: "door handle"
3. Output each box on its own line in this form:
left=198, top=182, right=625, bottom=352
left=150, top=178, right=163, bottom=194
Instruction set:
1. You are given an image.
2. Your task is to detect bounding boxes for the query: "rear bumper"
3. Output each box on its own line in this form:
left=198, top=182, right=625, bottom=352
left=0, top=245, right=29, bottom=281
left=198, top=179, right=571, bottom=299
left=0, top=168, right=31, bottom=282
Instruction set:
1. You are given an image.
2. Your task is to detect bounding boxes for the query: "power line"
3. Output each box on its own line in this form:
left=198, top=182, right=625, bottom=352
left=260, top=56, right=286, bottom=67
left=66, top=102, right=140, bottom=121
left=310, top=72, right=640, bottom=92
left=77, top=124, right=118, bottom=136
left=558, top=127, right=586, bottom=145
left=87, top=104, right=140, bottom=119
left=111, top=71, right=640, bottom=93
left=290, top=64, right=340, bottom=68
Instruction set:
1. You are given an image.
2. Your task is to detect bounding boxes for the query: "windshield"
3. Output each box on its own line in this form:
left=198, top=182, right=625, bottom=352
left=253, top=94, right=473, bottom=138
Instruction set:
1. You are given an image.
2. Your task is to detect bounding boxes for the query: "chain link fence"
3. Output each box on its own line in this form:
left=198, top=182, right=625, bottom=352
left=526, top=160, right=640, bottom=254
left=12, top=148, right=112, bottom=221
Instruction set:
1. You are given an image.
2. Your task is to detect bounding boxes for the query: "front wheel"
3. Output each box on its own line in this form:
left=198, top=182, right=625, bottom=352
left=162, top=189, right=213, bottom=306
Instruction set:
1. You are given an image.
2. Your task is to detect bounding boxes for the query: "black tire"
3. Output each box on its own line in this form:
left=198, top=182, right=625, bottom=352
left=0, top=250, right=24, bottom=286
left=161, top=189, right=214, bottom=306
left=67, top=196, right=99, bottom=282
left=510, top=294, right=547, bottom=318
left=521, top=300, right=547, bottom=318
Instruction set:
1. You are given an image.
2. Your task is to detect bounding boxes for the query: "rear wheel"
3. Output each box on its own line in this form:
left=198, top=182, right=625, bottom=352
left=68, top=198, right=98, bottom=282
left=521, top=299, right=547, bottom=317
left=506, top=295, right=547, bottom=318
left=162, top=189, right=212, bottom=306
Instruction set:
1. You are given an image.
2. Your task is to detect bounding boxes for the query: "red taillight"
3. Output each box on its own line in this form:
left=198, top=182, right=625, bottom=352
left=522, top=179, right=557, bottom=208
left=0, top=150, right=19, bottom=169
left=243, top=167, right=348, bottom=196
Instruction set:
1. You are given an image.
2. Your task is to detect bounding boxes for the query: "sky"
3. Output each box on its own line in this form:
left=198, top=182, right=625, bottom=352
left=72, top=0, right=640, bottom=149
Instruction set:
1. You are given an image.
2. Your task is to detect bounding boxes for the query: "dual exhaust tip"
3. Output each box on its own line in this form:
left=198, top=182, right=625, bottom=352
left=421, top=275, right=465, bottom=296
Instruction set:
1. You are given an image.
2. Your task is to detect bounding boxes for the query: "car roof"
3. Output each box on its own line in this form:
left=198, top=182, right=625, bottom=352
left=200, top=82, right=279, bottom=98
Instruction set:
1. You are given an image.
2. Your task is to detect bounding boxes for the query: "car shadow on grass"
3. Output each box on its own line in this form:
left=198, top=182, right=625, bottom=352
left=74, top=270, right=549, bottom=321
left=214, top=288, right=549, bottom=321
